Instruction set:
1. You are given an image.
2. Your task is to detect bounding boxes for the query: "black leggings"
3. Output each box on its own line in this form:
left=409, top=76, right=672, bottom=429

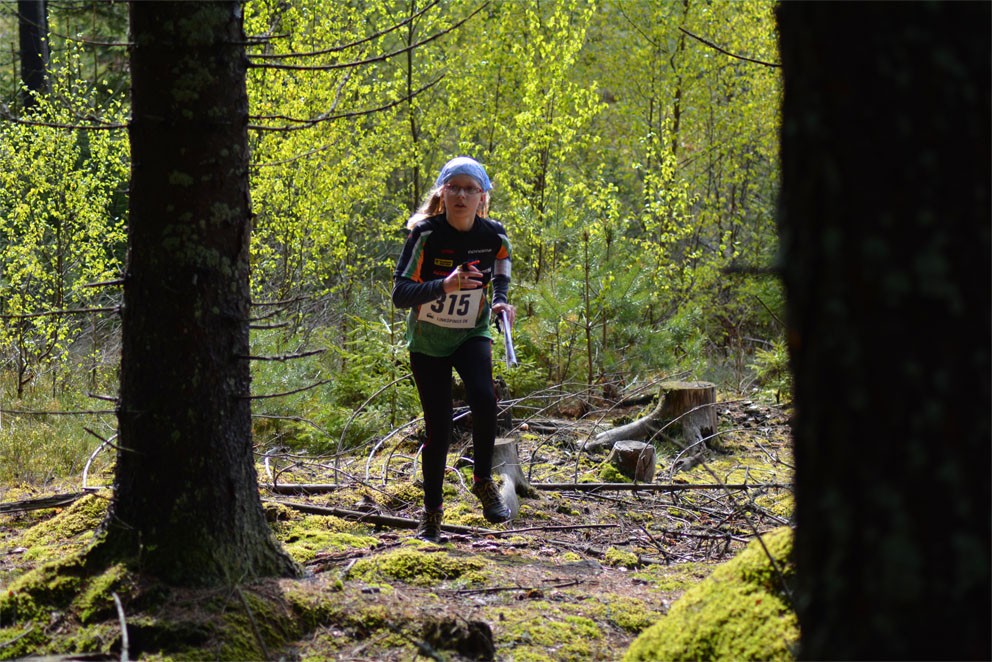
left=410, top=337, right=497, bottom=511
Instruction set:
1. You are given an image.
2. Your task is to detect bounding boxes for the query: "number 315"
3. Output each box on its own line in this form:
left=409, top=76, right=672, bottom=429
left=431, top=293, right=473, bottom=316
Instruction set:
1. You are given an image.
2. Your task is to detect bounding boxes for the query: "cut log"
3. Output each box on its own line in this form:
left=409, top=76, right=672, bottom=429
left=607, top=440, right=657, bottom=482
left=495, top=376, right=514, bottom=435
left=586, top=381, right=718, bottom=451
left=492, top=437, right=536, bottom=519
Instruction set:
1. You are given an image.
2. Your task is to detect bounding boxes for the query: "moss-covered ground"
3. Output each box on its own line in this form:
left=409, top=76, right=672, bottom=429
left=0, top=399, right=794, bottom=660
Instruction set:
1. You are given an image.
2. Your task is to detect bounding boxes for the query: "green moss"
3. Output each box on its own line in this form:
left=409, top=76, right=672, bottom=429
left=755, top=492, right=795, bottom=518
left=217, top=587, right=300, bottom=661
left=604, top=546, right=640, bottom=569
left=1, top=553, right=89, bottom=622
left=61, top=623, right=118, bottom=657
left=19, top=494, right=109, bottom=562
left=285, top=586, right=347, bottom=631
left=347, top=604, right=390, bottom=637
left=0, top=552, right=135, bottom=659
left=271, top=514, right=379, bottom=563
left=631, top=561, right=713, bottom=592
left=596, top=594, right=664, bottom=633
left=490, top=602, right=606, bottom=660
left=597, top=463, right=631, bottom=483
left=349, top=548, right=488, bottom=587
left=377, top=482, right=423, bottom=510
left=73, top=563, right=130, bottom=624
left=0, top=623, right=48, bottom=659
left=624, top=526, right=798, bottom=661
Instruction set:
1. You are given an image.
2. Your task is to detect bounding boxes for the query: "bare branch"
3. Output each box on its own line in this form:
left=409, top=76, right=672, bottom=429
left=81, top=279, right=125, bottom=288
left=0, top=102, right=128, bottom=130
left=251, top=1, right=441, bottom=61
left=0, top=407, right=115, bottom=417
left=0, top=306, right=119, bottom=321
left=247, top=4, right=486, bottom=72
left=247, top=379, right=333, bottom=400
left=248, top=75, right=443, bottom=132
left=241, top=349, right=325, bottom=362
left=679, top=27, right=781, bottom=68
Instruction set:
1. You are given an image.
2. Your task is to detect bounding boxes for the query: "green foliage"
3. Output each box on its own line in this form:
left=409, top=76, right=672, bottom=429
left=250, top=317, right=420, bottom=454
left=0, top=43, right=128, bottom=398
left=0, top=391, right=113, bottom=485
left=0, top=0, right=783, bottom=462
left=751, top=339, right=793, bottom=403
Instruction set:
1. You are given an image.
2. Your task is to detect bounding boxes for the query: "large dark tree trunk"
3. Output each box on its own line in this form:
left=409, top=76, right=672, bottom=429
left=778, top=3, right=990, bottom=660
left=103, top=1, right=297, bottom=585
left=17, top=0, right=49, bottom=108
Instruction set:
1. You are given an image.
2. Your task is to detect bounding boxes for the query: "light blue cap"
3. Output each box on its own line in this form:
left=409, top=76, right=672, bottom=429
left=434, top=156, right=492, bottom=192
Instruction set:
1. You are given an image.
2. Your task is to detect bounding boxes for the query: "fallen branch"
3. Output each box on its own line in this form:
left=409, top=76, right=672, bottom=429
left=263, top=483, right=343, bottom=495
left=112, top=592, right=129, bottom=662
left=261, top=481, right=789, bottom=496
left=489, top=523, right=618, bottom=537
left=451, top=578, right=582, bottom=596
left=263, top=498, right=497, bottom=537
left=0, top=492, right=89, bottom=514
left=531, top=482, right=791, bottom=492
left=542, top=538, right=668, bottom=567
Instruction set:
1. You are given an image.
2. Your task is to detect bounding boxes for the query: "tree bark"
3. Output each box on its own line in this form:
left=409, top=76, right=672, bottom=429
left=493, top=437, right=536, bottom=519
left=103, top=1, right=298, bottom=585
left=17, top=0, right=49, bottom=108
left=778, top=3, right=990, bottom=659
left=608, top=440, right=656, bottom=483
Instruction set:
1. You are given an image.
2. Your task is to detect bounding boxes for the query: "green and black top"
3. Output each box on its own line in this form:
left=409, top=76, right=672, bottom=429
left=392, top=214, right=511, bottom=357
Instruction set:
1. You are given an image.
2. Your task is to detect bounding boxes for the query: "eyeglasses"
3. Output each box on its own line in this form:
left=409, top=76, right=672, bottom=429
left=445, top=184, right=483, bottom=196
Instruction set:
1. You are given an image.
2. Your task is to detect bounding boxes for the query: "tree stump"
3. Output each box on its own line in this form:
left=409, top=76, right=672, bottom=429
left=658, top=381, right=718, bottom=450
left=495, top=377, right=513, bottom=435
left=586, top=381, right=718, bottom=452
left=492, top=437, right=536, bottom=519
left=607, top=440, right=657, bottom=482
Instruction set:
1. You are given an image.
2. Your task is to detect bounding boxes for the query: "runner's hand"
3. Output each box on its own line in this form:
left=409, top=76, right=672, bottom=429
left=443, top=263, right=483, bottom=293
left=492, top=302, right=516, bottom=328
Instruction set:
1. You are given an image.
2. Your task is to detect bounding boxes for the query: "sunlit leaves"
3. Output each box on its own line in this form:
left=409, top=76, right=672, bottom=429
left=0, top=70, right=128, bottom=391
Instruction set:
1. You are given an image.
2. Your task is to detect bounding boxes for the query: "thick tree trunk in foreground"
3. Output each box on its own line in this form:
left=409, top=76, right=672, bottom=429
left=17, top=0, right=49, bottom=108
left=778, top=3, right=990, bottom=659
left=104, top=1, right=297, bottom=584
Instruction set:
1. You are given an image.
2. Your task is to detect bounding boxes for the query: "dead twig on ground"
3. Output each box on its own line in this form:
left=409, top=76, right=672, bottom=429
left=532, top=481, right=790, bottom=492
left=263, top=498, right=497, bottom=537
left=451, top=578, right=582, bottom=596
left=0, top=492, right=88, bottom=514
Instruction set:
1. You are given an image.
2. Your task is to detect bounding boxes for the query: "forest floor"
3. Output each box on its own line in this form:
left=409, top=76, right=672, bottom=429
left=0, top=394, right=794, bottom=661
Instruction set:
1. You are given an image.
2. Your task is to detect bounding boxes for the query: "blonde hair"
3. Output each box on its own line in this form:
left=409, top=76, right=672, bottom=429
left=406, top=186, right=490, bottom=230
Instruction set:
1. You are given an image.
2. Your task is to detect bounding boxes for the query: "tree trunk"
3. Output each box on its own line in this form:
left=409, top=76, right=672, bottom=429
left=778, top=3, right=990, bottom=659
left=586, top=381, right=717, bottom=451
left=17, top=0, right=49, bottom=108
left=102, top=1, right=298, bottom=585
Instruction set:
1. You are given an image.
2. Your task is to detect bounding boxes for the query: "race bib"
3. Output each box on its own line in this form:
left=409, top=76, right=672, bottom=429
left=417, top=289, right=484, bottom=329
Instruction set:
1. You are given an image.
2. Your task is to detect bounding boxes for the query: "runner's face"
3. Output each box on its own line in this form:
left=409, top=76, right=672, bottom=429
left=443, top=175, right=483, bottom=212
